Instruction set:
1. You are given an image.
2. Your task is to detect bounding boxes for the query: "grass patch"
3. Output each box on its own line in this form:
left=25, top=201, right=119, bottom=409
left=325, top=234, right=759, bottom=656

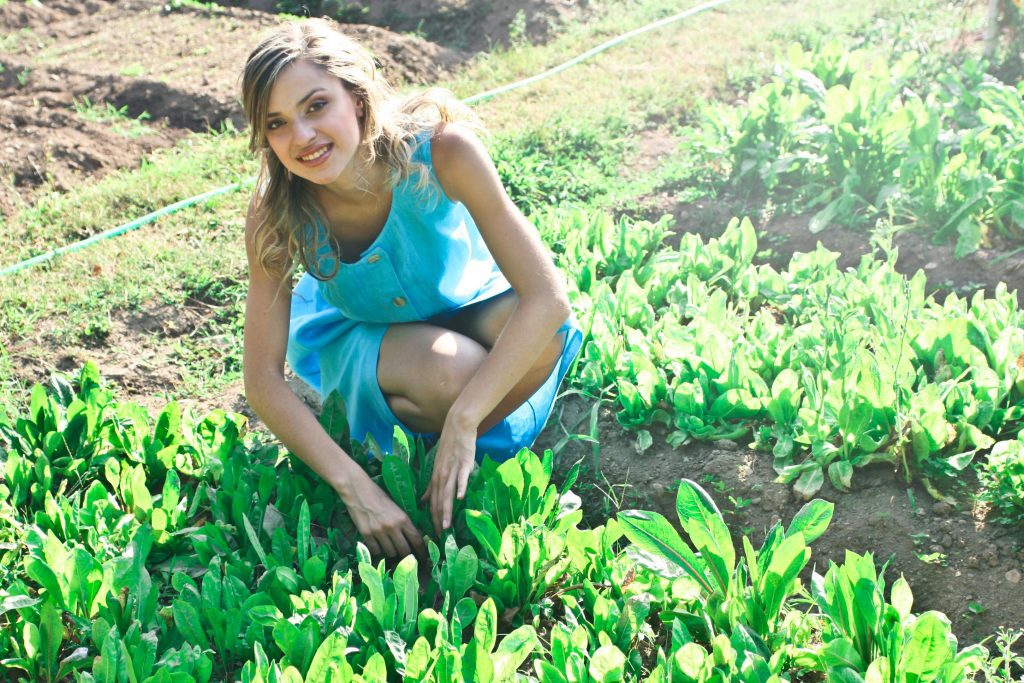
left=1, top=129, right=255, bottom=264
left=72, top=97, right=154, bottom=138
left=491, top=114, right=629, bottom=215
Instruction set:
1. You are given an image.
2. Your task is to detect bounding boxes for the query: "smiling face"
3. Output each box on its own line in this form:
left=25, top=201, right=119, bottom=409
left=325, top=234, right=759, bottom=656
left=264, top=59, right=367, bottom=189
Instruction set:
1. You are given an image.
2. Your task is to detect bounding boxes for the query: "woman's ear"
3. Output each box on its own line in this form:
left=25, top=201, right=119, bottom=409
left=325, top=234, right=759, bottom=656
left=356, top=98, right=365, bottom=118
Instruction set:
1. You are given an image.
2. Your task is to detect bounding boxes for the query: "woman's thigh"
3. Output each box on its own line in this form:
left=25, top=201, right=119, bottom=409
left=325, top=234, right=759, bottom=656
left=377, top=292, right=567, bottom=433
left=376, top=323, right=488, bottom=432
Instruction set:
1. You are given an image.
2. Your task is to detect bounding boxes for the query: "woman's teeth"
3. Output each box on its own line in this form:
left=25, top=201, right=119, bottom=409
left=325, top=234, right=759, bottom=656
left=300, top=146, right=329, bottom=161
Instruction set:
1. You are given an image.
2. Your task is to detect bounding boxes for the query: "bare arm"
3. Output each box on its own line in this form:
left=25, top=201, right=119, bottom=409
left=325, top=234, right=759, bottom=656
left=242, top=198, right=425, bottom=558
left=424, top=123, right=572, bottom=530
left=431, top=124, right=571, bottom=429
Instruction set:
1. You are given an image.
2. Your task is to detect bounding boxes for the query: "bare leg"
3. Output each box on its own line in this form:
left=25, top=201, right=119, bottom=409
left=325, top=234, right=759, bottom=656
left=377, top=291, right=566, bottom=434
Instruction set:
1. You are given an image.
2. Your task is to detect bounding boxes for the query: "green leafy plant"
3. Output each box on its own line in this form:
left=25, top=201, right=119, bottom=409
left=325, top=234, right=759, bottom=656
left=808, top=551, right=987, bottom=682
left=977, top=430, right=1024, bottom=524
left=618, top=478, right=833, bottom=647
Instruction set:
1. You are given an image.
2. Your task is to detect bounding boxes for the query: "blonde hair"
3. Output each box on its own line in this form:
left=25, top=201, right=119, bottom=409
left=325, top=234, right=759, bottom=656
left=241, top=18, right=478, bottom=278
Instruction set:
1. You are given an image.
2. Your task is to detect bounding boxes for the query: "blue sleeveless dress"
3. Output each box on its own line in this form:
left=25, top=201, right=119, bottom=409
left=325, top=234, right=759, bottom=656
left=286, top=134, right=582, bottom=462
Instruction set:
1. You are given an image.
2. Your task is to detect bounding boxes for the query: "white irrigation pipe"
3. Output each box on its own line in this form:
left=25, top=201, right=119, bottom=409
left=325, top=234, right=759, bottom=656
left=0, top=0, right=739, bottom=277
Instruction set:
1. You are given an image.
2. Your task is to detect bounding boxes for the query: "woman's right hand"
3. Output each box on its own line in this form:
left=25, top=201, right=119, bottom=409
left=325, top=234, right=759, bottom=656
left=340, top=473, right=427, bottom=560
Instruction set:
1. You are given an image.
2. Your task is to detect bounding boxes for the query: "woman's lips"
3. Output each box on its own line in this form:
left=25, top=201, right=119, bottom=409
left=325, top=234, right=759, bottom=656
left=297, top=143, right=333, bottom=166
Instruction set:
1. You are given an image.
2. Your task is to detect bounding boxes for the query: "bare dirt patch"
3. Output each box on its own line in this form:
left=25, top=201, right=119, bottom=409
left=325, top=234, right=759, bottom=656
left=221, top=0, right=590, bottom=53
left=0, top=0, right=465, bottom=217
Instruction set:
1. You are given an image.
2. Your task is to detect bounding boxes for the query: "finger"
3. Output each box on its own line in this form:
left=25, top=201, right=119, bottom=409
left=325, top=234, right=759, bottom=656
left=421, top=463, right=443, bottom=503
left=391, top=531, right=412, bottom=559
left=431, top=477, right=445, bottom=536
left=405, top=523, right=427, bottom=560
left=457, top=463, right=471, bottom=500
left=364, top=537, right=382, bottom=558
left=378, top=535, right=399, bottom=559
left=441, top=472, right=457, bottom=531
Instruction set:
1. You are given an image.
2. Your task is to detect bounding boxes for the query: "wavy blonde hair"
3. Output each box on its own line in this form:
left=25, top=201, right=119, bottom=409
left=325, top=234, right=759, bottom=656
left=241, top=18, right=478, bottom=279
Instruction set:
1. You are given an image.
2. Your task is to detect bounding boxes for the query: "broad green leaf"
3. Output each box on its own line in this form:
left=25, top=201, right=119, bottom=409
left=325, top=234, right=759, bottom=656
left=361, top=652, right=387, bottom=682
left=787, top=499, right=834, bottom=544
left=384, top=630, right=408, bottom=673
left=306, top=630, right=348, bottom=683
left=38, top=599, right=62, bottom=681
left=96, top=630, right=124, bottom=683
left=589, top=645, right=626, bottom=682
left=297, top=500, right=311, bottom=566
left=241, top=513, right=269, bottom=567
left=131, top=466, right=153, bottom=513
left=822, top=637, right=865, bottom=672
left=793, top=467, right=824, bottom=499
left=672, top=642, right=707, bottom=681
left=829, top=460, right=854, bottom=491
left=0, top=594, right=41, bottom=617
left=449, top=545, right=478, bottom=601
left=617, top=509, right=713, bottom=594
left=475, top=598, right=498, bottom=654
left=761, top=532, right=810, bottom=621
left=172, top=600, right=210, bottom=649
left=899, top=612, right=952, bottom=682
left=492, top=625, right=538, bottom=680
left=890, top=576, right=913, bottom=620
left=55, top=646, right=90, bottom=682
left=319, top=391, right=351, bottom=447
left=302, top=556, right=327, bottom=589
left=404, top=636, right=430, bottom=679
left=358, top=562, right=386, bottom=625
left=675, top=481, right=734, bottom=593
left=382, top=456, right=418, bottom=516
left=393, top=555, right=419, bottom=627
left=465, top=511, right=502, bottom=563
left=25, top=557, right=64, bottom=608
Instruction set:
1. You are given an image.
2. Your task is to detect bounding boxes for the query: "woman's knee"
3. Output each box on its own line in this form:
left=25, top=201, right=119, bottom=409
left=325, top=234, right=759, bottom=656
left=379, top=324, right=487, bottom=428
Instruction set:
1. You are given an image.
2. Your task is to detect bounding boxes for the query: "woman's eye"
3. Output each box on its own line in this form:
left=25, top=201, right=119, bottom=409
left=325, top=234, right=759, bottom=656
left=266, top=119, right=283, bottom=131
left=309, top=100, right=327, bottom=113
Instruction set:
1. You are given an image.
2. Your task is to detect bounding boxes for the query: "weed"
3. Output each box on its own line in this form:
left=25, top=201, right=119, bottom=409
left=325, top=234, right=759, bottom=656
left=72, top=97, right=152, bottom=138
left=118, top=63, right=145, bottom=78
left=977, top=628, right=1024, bottom=682
left=507, top=9, right=528, bottom=49
left=273, top=0, right=367, bottom=22
left=491, top=116, right=627, bottom=216
left=162, top=0, right=223, bottom=12
left=977, top=433, right=1024, bottom=525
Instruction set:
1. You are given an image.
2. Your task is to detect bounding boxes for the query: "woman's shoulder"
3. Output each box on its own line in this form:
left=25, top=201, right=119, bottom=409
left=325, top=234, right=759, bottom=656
left=426, top=123, right=494, bottom=205
left=428, top=122, right=483, bottom=164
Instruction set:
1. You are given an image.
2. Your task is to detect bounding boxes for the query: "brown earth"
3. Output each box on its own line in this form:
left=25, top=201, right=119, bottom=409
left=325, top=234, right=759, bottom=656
left=2, top=0, right=1022, bottom=654
left=0, top=0, right=466, bottom=217
left=220, top=0, right=590, bottom=53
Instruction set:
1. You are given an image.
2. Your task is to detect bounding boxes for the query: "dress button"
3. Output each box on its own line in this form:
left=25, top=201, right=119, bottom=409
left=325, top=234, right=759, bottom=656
left=392, top=297, right=406, bottom=307
left=367, top=254, right=381, bottom=264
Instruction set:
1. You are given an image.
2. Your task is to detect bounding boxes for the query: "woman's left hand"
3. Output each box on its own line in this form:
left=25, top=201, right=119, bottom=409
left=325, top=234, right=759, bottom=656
left=422, top=417, right=477, bottom=536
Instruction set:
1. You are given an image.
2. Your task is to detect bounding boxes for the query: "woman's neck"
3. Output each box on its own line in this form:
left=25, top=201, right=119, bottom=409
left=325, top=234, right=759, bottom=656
left=317, top=155, right=389, bottom=206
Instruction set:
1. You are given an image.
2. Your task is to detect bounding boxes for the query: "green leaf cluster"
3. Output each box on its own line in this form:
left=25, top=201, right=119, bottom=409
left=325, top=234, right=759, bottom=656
left=0, top=365, right=996, bottom=681
left=704, top=40, right=1024, bottom=254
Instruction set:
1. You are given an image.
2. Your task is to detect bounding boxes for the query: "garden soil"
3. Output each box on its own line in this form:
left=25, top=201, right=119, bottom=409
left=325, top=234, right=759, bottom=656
left=2, top=0, right=1022, bottom=650
left=0, top=0, right=465, bottom=216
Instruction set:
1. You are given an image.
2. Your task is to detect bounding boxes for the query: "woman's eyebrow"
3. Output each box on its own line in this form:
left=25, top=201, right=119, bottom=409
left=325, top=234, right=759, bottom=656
left=267, top=88, right=326, bottom=117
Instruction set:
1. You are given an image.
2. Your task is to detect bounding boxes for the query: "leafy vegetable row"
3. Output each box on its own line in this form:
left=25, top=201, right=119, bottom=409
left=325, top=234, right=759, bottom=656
left=705, top=41, right=1024, bottom=256
left=0, top=365, right=991, bottom=681
left=539, top=207, right=1024, bottom=499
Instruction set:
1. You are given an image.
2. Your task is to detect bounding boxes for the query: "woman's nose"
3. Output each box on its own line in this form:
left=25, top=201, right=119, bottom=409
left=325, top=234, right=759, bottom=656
left=293, top=117, right=316, bottom=143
